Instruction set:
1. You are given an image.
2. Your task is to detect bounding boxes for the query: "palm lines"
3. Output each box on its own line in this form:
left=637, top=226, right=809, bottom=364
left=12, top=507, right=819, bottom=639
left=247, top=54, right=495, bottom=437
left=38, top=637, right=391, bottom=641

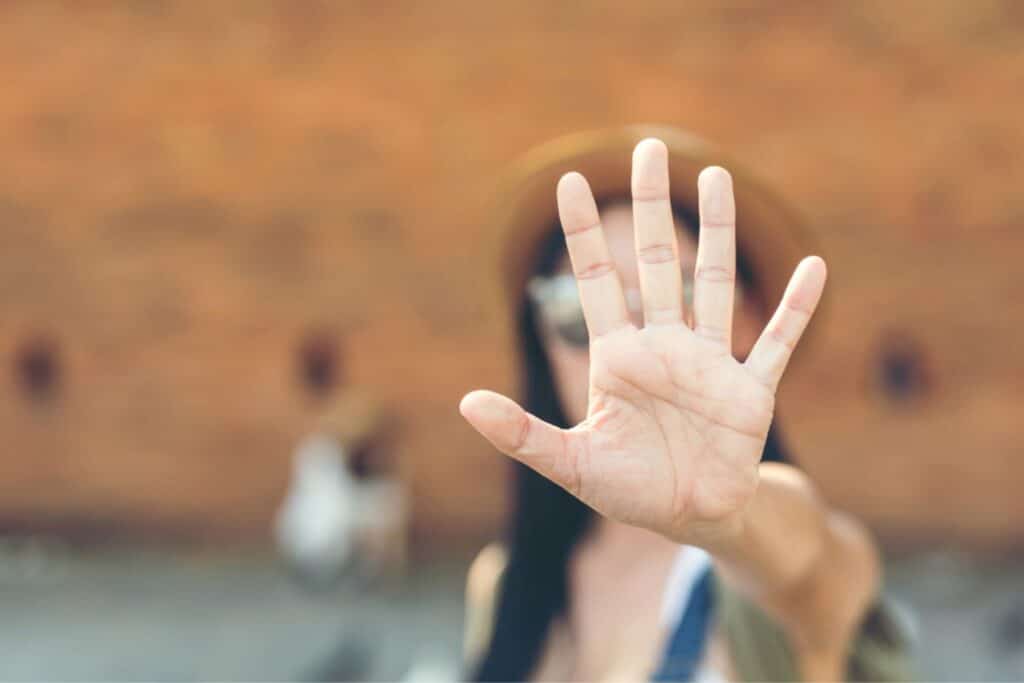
left=580, top=328, right=767, bottom=526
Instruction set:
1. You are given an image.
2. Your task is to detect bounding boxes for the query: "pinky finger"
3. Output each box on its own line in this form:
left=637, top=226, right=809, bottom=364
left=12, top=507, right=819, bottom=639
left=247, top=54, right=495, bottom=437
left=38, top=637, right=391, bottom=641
left=744, top=256, right=827, bottom=391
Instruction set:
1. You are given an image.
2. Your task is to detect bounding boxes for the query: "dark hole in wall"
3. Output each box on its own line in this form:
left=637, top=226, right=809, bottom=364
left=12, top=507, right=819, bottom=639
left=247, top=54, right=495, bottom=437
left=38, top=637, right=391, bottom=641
left=875, top=330, right=932, bottom=405
left=14, top=335, right=61, bottom=402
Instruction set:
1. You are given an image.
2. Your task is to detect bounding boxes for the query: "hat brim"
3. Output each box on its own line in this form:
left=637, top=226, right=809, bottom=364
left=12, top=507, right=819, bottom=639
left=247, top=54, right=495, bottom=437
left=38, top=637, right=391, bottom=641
left=494, top=124, right=823, bottom=357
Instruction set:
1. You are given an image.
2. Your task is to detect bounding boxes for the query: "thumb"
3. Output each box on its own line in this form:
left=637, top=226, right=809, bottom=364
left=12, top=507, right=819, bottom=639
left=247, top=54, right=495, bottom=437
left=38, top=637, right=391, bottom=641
left=459, top=390, right=579, bottom=494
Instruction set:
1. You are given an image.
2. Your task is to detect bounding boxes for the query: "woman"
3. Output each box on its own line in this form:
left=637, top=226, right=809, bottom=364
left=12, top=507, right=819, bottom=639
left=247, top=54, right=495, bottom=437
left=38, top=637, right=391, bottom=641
left=460, top=127, right=910, bottom=681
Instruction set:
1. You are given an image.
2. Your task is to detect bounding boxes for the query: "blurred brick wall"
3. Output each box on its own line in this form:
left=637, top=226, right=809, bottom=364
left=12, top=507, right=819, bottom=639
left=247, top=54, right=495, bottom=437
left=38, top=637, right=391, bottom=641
left=0, top=1, right=1022, bottom=549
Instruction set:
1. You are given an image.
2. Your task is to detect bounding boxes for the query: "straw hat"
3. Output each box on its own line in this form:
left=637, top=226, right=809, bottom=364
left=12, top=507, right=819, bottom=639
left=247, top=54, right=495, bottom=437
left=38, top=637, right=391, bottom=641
left=494, top=124, right=824, bottom=355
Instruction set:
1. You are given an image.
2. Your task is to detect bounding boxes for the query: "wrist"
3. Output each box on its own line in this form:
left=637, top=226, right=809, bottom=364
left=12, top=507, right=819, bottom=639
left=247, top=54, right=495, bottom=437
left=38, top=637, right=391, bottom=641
left=673, top=504, right=749, bottom=554
left=700, top=464, right=831, bottom=593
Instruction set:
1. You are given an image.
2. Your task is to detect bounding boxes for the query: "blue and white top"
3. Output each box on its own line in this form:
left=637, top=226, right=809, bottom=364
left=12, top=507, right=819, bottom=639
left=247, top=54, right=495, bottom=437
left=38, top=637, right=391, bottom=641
left=652, top=547, right=723, bottom=682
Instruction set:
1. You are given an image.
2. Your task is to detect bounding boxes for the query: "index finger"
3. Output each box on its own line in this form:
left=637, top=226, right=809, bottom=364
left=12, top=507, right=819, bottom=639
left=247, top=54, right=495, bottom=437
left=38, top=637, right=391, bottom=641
left=556, top=172, right=629, bottom=338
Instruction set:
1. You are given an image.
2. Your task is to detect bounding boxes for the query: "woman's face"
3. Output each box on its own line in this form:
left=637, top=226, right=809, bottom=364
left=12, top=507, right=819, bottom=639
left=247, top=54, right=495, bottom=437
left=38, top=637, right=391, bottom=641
left=536, top=201, right=763, bottom=425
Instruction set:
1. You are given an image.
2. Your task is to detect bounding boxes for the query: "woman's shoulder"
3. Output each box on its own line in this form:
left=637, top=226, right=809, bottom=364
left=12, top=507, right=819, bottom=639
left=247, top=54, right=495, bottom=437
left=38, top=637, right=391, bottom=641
left=463, top=543, right=509, bottom=668
left=462, top=542, right=575, bottom=681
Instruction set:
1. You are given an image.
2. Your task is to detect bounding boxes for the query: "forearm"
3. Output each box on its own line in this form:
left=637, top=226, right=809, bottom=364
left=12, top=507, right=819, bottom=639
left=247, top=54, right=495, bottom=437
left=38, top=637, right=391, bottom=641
left=683, top=463, right=880, bottom=650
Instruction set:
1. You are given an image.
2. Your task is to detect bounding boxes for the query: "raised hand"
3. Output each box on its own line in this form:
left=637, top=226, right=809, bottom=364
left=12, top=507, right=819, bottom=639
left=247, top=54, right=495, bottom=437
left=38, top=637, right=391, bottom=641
left=460, top=139, right=826, bottom=544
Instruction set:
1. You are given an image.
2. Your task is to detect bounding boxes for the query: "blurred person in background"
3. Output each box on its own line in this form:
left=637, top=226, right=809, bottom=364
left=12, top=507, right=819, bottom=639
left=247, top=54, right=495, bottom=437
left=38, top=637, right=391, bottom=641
left=459, top=127, right=911, bottom=681
left=275, top=391, right=408, bottom=587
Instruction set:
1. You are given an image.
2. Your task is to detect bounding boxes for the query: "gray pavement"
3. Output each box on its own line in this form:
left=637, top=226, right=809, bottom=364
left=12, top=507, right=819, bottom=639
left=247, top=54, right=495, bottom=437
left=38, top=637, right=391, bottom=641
left=885, top=549, right=1024, bottom=681
left=0, top=539, right=1022, bottom=681
left=0, top=540, right=463, bottom=681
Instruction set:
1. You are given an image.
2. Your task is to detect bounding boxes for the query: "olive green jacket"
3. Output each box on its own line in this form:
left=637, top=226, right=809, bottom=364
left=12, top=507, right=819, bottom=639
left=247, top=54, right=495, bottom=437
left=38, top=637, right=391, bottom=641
left=714, top=573, right=914, bottom=681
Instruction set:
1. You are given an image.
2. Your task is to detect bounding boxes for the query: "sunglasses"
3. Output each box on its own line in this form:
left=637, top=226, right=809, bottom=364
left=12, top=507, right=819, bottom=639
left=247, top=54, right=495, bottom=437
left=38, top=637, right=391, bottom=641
left=528, top=271, right=697, bottom=348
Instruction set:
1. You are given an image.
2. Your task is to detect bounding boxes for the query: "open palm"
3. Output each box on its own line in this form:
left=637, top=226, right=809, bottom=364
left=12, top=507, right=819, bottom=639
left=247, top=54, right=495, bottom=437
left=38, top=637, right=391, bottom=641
left=461, top=139, right=826, bottom=543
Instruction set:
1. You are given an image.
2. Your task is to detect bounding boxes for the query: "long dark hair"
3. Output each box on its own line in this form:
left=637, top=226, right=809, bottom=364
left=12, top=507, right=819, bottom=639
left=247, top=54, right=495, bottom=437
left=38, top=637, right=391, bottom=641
left=472, top=201, right=788, bottom=681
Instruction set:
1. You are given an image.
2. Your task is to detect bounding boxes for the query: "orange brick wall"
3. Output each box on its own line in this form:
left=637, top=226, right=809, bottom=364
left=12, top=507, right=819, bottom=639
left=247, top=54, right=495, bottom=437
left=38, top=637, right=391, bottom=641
left=0, top=2, right=1022, bottom=549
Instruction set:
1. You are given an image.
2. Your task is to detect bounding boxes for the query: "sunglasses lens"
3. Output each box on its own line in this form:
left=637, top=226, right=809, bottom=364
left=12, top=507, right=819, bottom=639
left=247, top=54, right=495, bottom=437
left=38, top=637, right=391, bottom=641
left=530, top=274, right=590, bottom=349
left=554, top=316, right=589, bottom=348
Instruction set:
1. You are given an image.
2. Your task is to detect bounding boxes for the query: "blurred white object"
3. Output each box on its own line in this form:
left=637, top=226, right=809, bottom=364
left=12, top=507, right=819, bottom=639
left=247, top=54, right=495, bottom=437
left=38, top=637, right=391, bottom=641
left=275, top=432, right=408, bottom=586
left=275, top=434, right=357, bottom=584
left=401, top=645, right=461, bottom=683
